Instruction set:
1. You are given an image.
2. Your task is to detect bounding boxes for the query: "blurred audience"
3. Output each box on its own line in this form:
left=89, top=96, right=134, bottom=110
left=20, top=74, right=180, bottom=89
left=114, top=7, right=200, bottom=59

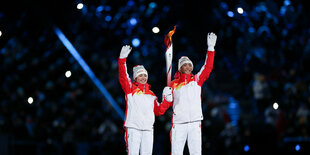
left=1, top=0, right=310, bottom=154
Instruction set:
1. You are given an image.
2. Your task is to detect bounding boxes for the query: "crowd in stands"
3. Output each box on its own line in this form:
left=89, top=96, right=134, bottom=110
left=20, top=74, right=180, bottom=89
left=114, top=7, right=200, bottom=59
left=1, top=0, right=310, bottom=154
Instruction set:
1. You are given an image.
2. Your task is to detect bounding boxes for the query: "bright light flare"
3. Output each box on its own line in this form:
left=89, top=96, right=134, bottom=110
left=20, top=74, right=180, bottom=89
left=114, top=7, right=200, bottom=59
left=28, top=97, right=33, bottom=104
left=65, top=70, right=72, bottom=78
left=77, top=3, right=84, bottom=10
left=237, top=7, right=244, bottom=14
left=152, top=27, right=160, bottom=33
left=273, top=102, right=279, bottom=110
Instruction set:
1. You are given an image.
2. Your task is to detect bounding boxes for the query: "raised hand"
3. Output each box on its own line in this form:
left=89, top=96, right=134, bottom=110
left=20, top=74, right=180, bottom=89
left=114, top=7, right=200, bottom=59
left=207, top=32, right=217, bottom=51
left=120, top=45, right=132, bottom=59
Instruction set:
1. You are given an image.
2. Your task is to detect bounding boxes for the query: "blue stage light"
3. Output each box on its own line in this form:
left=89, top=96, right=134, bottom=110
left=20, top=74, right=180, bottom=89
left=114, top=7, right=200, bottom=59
left=149, top=2, right=157, bottom=8
left=248, top=27, right=255, bottom=33
left=284, top=0, right=291, bottom=6
left=129, top=18, right=137, bottom=26
left=127, top=0, right=135, bottom=6
left=227, top=11, right=234, bottom=17
left=244, top=145, right=250, bottom=152
left=220, top=2, right=228, bottom=10
left=54, top=27, right=125, bottom=121
left=227, top=97, right=240, bottom=127
left=105, top=15, right=112, bottom=22
left=105, top=6, right=111, bottom=11
left=295, top=144, right=300, bottom=151
left=132, top=38, right=140, bottom=47
left=96, top=5, right=104, bottom=12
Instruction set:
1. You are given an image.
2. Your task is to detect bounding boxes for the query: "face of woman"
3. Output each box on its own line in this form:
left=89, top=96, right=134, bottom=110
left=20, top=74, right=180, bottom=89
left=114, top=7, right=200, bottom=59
left=180, top=63, right=193, bottom=74
left=135, top=74, right=148, bottom=84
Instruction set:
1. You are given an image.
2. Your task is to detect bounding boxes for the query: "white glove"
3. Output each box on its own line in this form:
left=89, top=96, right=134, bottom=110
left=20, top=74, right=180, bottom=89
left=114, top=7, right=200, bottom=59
left=162, top=87, right=173, bottom=102
left=120, top=45, right=132, bottom=59
left=207, top=32, right=217, bottom=51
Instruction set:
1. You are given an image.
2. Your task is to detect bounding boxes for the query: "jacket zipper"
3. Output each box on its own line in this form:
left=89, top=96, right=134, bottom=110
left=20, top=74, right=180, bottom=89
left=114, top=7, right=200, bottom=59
left=185, top=75, right=187, bottom=84
left=185, top=75, right=191, bottom=121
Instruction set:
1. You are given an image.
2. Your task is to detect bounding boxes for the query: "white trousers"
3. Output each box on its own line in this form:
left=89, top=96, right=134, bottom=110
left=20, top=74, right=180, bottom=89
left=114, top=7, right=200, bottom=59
left=170, top=121, right=202, bottom=155
left=125, top=127, right=153, bottom=155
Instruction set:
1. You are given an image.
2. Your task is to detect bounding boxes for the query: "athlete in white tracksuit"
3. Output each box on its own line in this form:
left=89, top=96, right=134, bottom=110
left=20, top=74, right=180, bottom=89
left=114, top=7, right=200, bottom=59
left=158, top=32, right=217, bottom=155
left=118, top=45, right=173, bottom=155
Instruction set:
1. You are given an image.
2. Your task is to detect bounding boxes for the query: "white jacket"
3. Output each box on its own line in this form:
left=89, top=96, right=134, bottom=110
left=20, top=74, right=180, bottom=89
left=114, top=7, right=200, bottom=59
left=118, top=58, right=170, bottom=130
left=159, top=51, right=215, bottom=124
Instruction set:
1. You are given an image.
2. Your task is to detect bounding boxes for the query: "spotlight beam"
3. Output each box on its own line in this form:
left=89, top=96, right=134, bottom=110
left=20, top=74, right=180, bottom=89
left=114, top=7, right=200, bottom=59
left=54, top=26, right=125, bottom=120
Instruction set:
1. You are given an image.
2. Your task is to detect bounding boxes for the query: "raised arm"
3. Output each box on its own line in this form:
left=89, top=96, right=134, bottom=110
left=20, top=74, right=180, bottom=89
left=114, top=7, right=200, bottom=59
left=196, top=32, right=217, bottom=86
left=118, top=45, right=133, bottom=94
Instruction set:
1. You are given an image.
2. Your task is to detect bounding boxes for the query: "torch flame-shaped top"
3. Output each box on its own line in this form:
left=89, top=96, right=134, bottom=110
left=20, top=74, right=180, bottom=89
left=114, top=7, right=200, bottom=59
left=168, top=25, right=176, bottom=40
left=164, top=25, right=176, bottom=47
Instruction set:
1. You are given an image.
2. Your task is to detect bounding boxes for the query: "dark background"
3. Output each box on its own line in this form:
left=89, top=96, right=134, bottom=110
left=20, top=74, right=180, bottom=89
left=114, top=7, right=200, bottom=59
left=1, top=0, right=310, bottom=154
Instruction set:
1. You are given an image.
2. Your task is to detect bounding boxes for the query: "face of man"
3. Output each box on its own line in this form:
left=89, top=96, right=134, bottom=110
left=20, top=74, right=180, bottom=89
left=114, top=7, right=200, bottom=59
left=180, top=63, right=193, bottom=74
left=135, top=74, right=148, bottom=84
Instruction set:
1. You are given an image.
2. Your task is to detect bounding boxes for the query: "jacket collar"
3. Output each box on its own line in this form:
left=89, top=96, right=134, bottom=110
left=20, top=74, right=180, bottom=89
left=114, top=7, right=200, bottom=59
left=174, top=71, right=193, bottom=83
left=133, top=81, right=150, bottom=92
